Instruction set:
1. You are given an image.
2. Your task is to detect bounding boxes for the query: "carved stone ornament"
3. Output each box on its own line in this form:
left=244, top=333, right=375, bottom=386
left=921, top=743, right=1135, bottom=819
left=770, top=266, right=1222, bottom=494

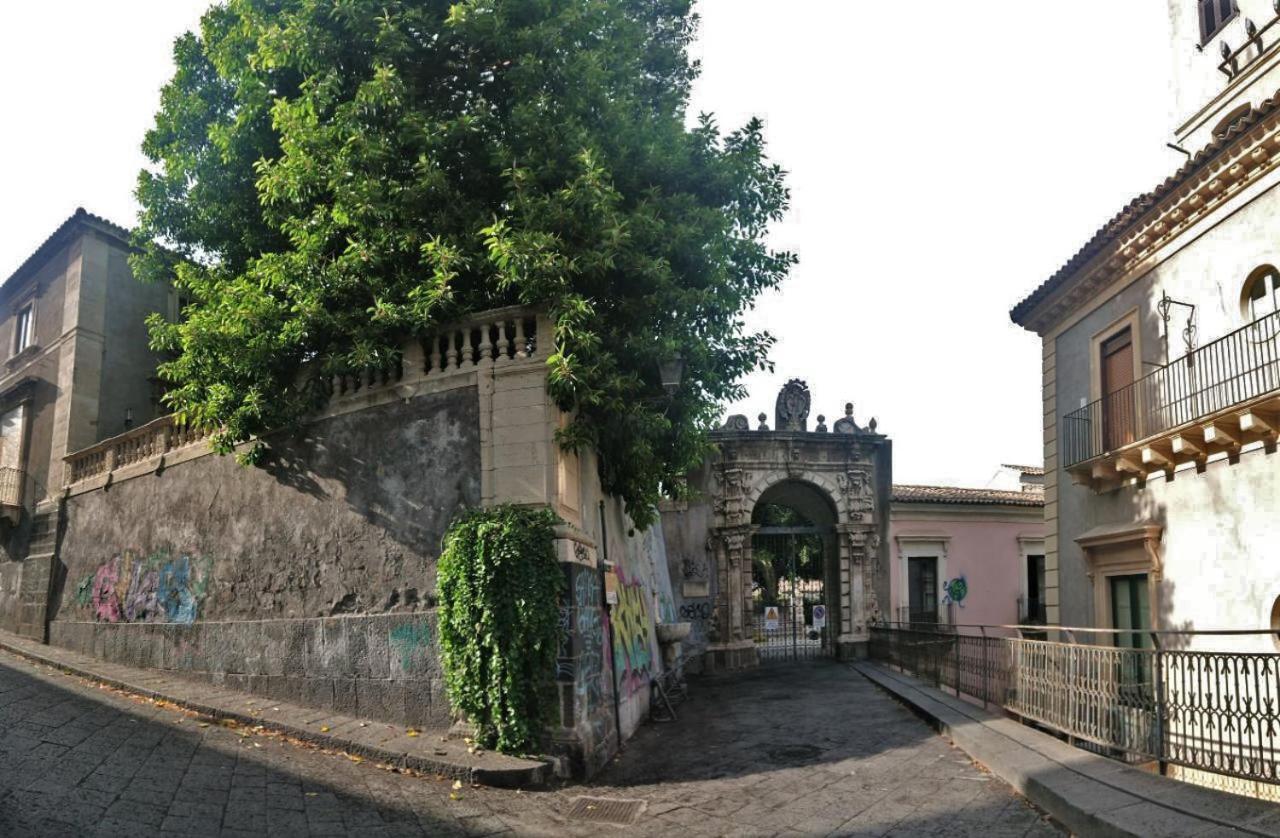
left=837, top=469, right=875, bottom=517
left=721, top=414, right=750, bottom=431
left=775, top=379, right=811, bottom=431
left=833, top=402, right=860, bottom=434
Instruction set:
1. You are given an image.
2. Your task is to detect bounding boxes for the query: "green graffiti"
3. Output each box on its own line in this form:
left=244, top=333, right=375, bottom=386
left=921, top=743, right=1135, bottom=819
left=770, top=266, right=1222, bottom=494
left=389, top=621, right=432, bottom=672
left=74, top=575, right=94, bottom=608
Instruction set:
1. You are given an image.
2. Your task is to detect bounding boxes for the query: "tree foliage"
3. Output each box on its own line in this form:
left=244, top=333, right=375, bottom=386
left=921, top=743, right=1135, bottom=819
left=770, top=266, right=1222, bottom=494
left=437, top=505, right=564, bottom=753
left=135, top=0, right=795, bottom=523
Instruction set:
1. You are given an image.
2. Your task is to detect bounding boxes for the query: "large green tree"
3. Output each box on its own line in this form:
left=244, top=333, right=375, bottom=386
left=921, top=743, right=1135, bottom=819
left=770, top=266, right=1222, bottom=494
left=135, top=0, right=794, bottom=525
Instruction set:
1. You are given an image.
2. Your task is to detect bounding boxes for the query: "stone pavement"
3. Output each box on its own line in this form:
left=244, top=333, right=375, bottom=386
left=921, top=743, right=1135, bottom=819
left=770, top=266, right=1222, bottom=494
left=0, top=647, right=1060, bottom=837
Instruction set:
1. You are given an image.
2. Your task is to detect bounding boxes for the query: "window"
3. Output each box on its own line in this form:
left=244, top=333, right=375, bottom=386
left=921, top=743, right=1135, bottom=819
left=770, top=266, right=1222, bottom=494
left=1200, top=0, right=1239, bottom=45
left=1242, top=266, right=1280, bottom=321
left=907, top=556, right=938, bottom=625
left=1101, top=327, right=1136, bottom=451
left=13, top=303, right=33, bottom=355
left=1025, top=554, right=1046, bottom=623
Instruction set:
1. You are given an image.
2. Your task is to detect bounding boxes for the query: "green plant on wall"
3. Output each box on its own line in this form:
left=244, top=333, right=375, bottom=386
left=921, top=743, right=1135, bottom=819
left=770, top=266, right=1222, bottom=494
left=437, top=505, right=564, bottom=753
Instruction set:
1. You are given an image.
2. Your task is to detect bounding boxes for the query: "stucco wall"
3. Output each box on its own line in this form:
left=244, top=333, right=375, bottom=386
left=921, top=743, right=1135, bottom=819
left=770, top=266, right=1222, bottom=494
left=1167, top=0, right=1279, bottom=147
left=1053, top=161, right=1280, bottom=641
left=46, top=386, right=481, bottom=728
left=888, top=509, right=1044, bottom=627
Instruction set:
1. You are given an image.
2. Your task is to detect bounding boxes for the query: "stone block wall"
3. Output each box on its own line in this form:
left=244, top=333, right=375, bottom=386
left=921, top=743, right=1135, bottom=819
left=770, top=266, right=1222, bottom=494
left=50, top=612, right=445, bottom=728
left=46, top=385, right=480, bottom=728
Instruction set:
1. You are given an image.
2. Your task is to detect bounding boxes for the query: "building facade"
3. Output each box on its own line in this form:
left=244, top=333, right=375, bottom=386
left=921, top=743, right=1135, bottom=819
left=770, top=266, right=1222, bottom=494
left=1012, top=0, right=1280, bottom=643
left=0, top=209, right=173, bottom=638
left=888, top=467, right=1045, bottom=629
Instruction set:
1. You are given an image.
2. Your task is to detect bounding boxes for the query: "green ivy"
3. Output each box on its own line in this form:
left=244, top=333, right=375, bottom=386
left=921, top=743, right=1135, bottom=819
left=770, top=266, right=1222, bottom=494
left=437, top=505, right=564, bottom=754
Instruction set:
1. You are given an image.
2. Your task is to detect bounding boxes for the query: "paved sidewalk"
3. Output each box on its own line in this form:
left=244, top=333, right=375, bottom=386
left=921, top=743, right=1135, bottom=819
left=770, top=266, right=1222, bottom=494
left=856, top=661, right=1280, bottom=837
left=0, top=645, right=1061, bottom=836
left=0, top=629, right=546, bottom=787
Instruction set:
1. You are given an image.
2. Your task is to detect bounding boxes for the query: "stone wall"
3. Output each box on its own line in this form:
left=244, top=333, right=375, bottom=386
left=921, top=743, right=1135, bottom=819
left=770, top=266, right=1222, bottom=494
left=46, top=386, right=480, bottom=728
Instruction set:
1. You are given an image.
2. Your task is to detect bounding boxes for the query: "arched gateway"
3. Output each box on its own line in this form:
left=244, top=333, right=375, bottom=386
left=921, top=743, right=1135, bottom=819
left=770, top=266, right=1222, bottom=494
left=660, top=381, right=892, bottom=669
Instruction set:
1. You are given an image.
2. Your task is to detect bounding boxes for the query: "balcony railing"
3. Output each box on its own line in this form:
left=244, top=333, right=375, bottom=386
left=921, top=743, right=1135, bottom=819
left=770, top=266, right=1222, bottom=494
left=1063, top=308, right=1280, bottom=468
left=896, top=603, right=955, bottom=630
left=1017, top=596, right=1047, bottom=625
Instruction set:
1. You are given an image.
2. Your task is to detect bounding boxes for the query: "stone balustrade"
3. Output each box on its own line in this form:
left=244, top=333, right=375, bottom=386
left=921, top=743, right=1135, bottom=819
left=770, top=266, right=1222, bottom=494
left=64, top=415, right=215, bottom=488
left=64, top=305, right=549, bottom=489
left=325, top=305, right=547, bottom=408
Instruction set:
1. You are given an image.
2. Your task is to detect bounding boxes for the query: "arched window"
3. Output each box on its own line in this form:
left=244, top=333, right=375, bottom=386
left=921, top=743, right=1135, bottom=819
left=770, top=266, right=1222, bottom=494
left=1242, top=265, right=1280, bottom=323
left=1200, top=0, right=1239, bottom=45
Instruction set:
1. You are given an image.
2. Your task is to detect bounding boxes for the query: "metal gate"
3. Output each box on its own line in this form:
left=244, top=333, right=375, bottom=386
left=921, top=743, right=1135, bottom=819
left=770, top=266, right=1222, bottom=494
left=751, top=526, right=831, bottom=662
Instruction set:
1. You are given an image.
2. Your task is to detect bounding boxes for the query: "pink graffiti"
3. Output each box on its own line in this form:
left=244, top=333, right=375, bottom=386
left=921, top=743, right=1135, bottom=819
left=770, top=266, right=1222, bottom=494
left=90, top=557, right=122, bottom=623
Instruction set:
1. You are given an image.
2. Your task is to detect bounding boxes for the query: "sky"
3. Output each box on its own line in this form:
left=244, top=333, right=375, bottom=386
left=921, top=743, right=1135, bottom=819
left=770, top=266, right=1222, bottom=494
left=0, top=1, right=1176, bottom=489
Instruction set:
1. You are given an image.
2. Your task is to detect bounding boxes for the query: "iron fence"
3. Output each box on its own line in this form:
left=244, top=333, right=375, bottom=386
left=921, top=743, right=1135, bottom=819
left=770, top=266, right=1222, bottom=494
left=1062, top=307, right=1280, bottom=467
left=869, top=623, right=1280, bottom=787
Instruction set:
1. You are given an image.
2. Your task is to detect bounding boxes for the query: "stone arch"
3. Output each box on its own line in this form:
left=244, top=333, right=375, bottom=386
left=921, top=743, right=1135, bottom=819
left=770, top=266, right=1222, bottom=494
left=743, top=472, right=845, bottom=526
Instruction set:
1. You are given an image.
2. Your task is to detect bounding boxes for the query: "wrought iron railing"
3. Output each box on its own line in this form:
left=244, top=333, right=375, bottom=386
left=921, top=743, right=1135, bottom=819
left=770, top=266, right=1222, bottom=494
left=1063, top=308, right=1280, bottom=466
left=1017, top=596, right=1047, bottom=625
left=895, top=603, right=954, bottom=629
left=870, top=623, right=1280, bottom=788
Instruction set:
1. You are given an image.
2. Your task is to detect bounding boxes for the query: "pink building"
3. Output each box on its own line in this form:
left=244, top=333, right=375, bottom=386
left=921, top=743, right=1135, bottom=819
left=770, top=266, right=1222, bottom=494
left=888, top=466, right=1045, bottom=627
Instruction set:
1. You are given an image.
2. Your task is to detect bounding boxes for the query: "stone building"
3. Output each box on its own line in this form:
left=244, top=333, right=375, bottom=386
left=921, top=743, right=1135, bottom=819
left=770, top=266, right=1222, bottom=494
left=0, top=209, right=173, bottom=638
left=1011, top=0, right=1280, bottom=641
left=888, top=469, right=1045, bottom=629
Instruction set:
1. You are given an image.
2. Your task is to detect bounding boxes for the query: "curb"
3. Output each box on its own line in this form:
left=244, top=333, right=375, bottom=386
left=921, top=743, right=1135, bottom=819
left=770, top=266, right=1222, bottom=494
left=0, top=634, right=550, bottom=789
left=853, top=661, right=1280, bottom=838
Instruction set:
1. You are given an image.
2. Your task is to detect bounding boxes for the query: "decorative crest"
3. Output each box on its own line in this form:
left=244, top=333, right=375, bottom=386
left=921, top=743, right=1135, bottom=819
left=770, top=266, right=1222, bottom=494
left=775, top=379, right=810, bottom=431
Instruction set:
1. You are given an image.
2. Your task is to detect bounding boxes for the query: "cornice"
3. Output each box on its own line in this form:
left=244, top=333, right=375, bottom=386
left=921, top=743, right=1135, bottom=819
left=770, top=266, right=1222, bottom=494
left=1019, top=92, right=1280, bottom=335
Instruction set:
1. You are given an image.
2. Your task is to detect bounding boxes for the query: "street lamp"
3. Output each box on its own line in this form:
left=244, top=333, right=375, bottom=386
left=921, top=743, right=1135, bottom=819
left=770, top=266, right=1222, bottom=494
left=658, top=353, right=685, bottom=396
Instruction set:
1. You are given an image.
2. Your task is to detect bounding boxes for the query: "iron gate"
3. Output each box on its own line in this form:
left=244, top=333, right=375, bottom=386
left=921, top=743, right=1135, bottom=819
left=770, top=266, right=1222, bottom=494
left=751, top=527, right=831, bottom=662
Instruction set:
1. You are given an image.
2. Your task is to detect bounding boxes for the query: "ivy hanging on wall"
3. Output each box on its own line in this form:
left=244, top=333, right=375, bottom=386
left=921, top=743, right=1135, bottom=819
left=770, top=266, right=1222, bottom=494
left=437, top=505, right=564, bottom=754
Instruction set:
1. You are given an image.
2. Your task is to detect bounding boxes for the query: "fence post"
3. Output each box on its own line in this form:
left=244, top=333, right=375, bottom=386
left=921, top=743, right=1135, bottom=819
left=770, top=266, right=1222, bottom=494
left=1150, top=630, right=1167, bottom=776
left=954, top=631, right=962, bottom=697
left=980, top=626, right=989, bottom=709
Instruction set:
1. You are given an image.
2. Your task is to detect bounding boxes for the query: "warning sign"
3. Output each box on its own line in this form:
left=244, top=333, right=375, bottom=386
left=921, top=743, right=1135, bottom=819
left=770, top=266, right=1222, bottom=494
left=811, top=604, right=827, bottom=631
left=764, top=606, right=780, bottom=631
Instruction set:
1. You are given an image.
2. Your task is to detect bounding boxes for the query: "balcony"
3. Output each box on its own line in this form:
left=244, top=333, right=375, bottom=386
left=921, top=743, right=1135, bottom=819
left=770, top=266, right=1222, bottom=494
left=1064, top=308, right=1280, bottom=487
left=895, top=604, right=955, bottom=630
left=1017, top=596, right=1047, bottom=625
left=0, top=466, right=24, bottom=525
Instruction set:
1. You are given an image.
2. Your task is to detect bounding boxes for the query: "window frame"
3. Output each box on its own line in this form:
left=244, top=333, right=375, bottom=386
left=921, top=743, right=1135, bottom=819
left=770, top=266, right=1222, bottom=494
left=1199, top=0, right=1239, bottom=47
left=12, top=300, right=35, bottom=358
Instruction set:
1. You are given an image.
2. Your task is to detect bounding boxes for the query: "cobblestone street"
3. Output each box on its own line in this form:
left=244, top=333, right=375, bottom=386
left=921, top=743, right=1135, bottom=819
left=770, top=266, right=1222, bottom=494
left=0, top=649, right=1060, bottom=836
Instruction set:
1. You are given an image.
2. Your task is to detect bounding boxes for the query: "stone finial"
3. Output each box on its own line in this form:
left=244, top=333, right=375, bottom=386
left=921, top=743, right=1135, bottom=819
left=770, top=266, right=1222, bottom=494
left=833, top=402, right=859, bottom=434
left=815, top=414, right=827, bottom=433
left=757, top=412, right=769, bottom=431
left=869, top=417, right=878, bottom=433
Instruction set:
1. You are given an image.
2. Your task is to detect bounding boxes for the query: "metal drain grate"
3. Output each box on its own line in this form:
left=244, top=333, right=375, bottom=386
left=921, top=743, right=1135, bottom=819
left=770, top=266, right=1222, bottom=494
left=565, top=796, right=646, bottom=825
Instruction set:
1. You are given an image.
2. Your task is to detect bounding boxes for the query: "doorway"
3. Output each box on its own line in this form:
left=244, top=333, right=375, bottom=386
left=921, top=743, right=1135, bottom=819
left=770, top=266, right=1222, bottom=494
left=748, top=481, right=838, bottom=664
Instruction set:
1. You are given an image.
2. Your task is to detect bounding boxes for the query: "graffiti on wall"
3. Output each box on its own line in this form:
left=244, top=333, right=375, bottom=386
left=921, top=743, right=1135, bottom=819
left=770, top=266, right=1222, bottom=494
left=72, top=550, right=213, bottom=625
left=573, top=567, right=611, bottom=751
left=678, top=599, right=712, bottom=622
left=610, top=566, right=654, bottom=698
left=942, top=576, right=968, bottom=608
left=389, top=621, right=432, bottom=673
